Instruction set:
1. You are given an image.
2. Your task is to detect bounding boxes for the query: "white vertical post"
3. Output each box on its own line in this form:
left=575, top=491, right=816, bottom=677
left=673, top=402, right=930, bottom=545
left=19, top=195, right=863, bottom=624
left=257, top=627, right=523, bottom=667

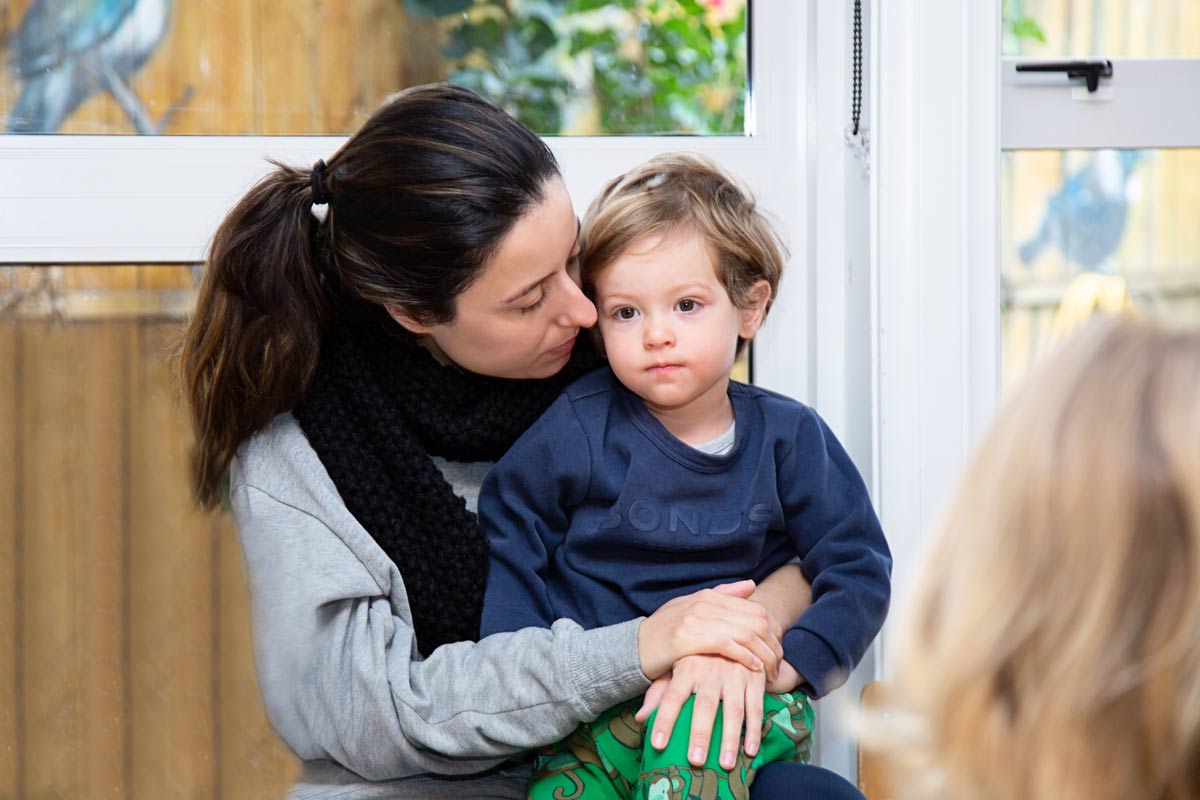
left=809, top=0, right=878, bottom=781
left=873, top=0, right=1000, bottom=666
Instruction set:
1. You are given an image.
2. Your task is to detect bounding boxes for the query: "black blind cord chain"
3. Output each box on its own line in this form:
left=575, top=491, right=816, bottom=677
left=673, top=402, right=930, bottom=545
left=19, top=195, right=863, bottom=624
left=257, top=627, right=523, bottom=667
left=845, top=0, right=869, bottom=176
left=852, top=0, right=863, bottom=136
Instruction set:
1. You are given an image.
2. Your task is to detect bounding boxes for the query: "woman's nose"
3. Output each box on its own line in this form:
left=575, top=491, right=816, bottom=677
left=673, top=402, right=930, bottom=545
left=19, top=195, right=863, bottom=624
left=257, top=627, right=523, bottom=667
left=556, top=273, right=597, bottom=329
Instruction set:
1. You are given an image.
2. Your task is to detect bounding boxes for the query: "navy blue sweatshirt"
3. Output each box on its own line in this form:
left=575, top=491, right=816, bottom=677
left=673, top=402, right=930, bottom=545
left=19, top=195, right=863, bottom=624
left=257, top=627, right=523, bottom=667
left=479, top=368, right=891, bottom=698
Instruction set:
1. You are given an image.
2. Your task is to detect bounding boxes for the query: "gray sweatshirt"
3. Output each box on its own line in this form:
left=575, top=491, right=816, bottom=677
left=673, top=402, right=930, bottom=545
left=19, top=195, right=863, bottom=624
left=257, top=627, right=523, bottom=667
left=230, top=413, right=651, bottom=798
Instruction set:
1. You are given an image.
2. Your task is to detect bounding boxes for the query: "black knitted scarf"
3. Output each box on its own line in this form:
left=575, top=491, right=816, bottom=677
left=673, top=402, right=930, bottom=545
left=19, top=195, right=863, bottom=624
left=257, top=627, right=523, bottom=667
left=293, top=306, right=601, bottom=656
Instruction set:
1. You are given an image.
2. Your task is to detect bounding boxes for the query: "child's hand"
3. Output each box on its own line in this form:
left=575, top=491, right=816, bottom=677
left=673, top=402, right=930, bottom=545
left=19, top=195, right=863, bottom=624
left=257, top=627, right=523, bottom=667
left=635, top=654, right=767, bottom=771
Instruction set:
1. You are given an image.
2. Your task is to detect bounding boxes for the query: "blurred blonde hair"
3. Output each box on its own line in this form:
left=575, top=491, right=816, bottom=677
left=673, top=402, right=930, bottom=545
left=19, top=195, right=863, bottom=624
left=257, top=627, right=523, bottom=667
left=578, top=153, right=786, bottom=351
left=870, top=315, right=1200, bottom=800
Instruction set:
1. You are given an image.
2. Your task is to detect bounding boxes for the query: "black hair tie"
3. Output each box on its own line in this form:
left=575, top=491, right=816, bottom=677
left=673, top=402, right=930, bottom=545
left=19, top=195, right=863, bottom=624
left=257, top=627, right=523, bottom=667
left=311, top=159, right=331, bottom=205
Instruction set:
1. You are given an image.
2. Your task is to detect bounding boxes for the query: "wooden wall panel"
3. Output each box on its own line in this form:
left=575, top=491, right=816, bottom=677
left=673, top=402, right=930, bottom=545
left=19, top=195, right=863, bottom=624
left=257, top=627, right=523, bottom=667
left=20, top=320, right=129, bottom=799
left=0, top=321, right=18, bottom=797
left=128, top=316, right=217, bottom=799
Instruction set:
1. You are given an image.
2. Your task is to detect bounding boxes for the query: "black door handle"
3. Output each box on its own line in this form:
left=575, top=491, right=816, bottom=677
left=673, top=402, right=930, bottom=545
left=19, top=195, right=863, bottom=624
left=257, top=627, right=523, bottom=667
left=1015, top=60, right=1114, bottom=92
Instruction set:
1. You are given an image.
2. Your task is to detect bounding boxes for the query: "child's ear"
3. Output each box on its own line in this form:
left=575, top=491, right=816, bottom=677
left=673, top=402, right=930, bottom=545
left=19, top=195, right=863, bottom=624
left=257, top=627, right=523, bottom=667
left=738, top=280, right=772, bottom=340
left=385, top=304, right=434, bottom=335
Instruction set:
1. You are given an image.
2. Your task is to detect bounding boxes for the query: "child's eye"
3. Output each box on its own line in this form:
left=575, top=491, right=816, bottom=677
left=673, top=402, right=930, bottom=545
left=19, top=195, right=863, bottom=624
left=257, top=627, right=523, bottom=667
left=676, top=299, right=699, bottom=313
left=615, top=307, right=638, bottom=320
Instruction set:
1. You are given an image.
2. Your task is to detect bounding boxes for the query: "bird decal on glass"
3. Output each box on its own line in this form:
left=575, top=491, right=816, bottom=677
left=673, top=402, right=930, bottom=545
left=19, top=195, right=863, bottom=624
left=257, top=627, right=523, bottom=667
left=1018, top=150, right=1146, bottom=273
left=5, top=0, right=188, bottom=133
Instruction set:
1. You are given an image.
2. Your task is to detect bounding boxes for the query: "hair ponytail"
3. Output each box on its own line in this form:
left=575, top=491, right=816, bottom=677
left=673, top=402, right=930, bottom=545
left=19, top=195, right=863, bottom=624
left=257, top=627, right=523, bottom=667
left=182, top=163, right=331, bottom=508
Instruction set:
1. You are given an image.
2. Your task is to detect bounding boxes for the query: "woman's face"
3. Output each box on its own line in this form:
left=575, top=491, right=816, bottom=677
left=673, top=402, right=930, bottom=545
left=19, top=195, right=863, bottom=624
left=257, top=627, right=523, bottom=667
left=390, top=177, right=597, bottom=380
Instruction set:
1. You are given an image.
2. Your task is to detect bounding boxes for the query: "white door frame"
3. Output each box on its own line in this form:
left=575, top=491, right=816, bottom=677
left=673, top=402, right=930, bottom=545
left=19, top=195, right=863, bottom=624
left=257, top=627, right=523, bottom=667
left=873, top=0, right=1001, bottom=654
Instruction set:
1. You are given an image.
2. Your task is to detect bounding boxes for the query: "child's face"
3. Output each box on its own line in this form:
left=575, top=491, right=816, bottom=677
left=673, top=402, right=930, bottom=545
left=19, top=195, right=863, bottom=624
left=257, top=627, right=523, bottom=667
left=593, top=229, right=764, bottom=415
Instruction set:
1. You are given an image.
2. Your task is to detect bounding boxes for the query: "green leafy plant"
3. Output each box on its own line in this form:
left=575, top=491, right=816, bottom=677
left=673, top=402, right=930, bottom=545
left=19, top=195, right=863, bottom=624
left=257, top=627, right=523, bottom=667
left=568, top=0, right=745, bottom=134
left=1002, top=0, right=1048, bottom=53
left=403, top=0, right=746, bottom=135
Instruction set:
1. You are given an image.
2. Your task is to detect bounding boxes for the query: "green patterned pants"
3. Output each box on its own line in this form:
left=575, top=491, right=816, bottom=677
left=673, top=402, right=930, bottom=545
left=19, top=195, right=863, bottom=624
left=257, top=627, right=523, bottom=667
left=527, top=692, right=814, bottom=800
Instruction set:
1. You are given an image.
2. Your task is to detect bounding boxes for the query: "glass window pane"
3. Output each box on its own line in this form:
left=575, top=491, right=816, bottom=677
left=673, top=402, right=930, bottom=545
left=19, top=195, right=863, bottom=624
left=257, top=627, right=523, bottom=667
left=0, top=264, right=300, bottom=795
left=1001, top=148, right=1200, bottom=389
left=1003, top=0, right=1200, bottom=58
left=1, top=0, right=747, bottom=136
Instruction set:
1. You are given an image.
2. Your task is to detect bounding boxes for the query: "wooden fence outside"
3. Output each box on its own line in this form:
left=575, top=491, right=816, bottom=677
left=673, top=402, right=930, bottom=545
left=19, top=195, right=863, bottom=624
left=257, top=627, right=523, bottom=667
left=1, top=266, right=299, bottom=800
left=0, top=0, right=442, bottom=136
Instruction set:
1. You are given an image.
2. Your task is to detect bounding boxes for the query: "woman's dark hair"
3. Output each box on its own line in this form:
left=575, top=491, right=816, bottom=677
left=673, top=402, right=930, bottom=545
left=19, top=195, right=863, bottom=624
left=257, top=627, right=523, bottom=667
left=181, top=83, right=561, bottom=508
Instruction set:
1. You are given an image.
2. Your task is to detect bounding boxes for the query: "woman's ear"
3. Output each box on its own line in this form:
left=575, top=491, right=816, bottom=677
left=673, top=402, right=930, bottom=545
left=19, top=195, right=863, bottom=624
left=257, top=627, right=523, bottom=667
left=738, top=280, right=772, bottom=340
left=385, top=304, right=433, bottom=335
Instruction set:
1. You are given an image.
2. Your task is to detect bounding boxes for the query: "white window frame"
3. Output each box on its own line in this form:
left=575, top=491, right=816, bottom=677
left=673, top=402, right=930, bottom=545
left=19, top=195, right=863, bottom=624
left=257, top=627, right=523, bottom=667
left=1, top=0, right=887, bottom=780
left=1003, top=58, right=1200, bottom=149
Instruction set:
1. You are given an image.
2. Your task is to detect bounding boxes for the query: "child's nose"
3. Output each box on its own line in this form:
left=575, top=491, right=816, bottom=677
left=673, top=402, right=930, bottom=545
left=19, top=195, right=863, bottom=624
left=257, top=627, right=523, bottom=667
left=644, top=320, right=675, bottom=349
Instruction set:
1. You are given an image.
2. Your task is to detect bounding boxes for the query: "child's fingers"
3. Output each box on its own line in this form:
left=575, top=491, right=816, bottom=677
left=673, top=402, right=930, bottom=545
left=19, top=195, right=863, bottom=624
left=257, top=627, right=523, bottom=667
left=688, top=682, right=721, bottom=767
left=743, top=677, right=765, bottom=758
left=650, top=679, right=694, bottom=751
left=718, top=690, right=745, bottom=771
left=636, top=678, right=670, bottom=723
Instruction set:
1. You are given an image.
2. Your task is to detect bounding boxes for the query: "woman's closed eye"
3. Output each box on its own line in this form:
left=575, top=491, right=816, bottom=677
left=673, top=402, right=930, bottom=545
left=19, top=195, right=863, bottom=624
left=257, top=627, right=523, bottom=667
left=519, top=286, right=549, bottom=314
left=521, top=254, right=579, bottom=314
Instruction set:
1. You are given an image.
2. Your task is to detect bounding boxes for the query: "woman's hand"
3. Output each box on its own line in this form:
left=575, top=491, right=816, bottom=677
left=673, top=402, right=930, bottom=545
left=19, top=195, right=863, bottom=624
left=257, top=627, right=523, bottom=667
left=636, top=655, right=765, bottom=770
left=637, top=581, right=784, bottom=680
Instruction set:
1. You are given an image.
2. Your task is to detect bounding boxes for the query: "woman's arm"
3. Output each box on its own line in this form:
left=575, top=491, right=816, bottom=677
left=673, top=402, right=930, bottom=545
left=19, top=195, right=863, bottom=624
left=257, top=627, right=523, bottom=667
left=750, top=562, right=812, bottom=631
left=751, top=562, right=811, bottom=690
left=234, top=482, right=647, bottom=780
left=232, top=482, right=785, bottom=781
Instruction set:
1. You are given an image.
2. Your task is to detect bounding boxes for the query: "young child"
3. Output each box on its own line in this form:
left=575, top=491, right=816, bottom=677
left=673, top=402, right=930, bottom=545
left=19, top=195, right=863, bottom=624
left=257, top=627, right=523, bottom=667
left=479, top=154, right=892, bottom=800
left=865, top=316, right=1200, bottom=800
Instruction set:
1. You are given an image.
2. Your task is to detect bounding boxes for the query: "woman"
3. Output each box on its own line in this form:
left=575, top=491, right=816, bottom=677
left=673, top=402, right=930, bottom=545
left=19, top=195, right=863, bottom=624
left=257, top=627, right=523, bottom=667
left=182, top=84, right=856, bottom=799
left=866, top=316, right=1200, bottom=800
